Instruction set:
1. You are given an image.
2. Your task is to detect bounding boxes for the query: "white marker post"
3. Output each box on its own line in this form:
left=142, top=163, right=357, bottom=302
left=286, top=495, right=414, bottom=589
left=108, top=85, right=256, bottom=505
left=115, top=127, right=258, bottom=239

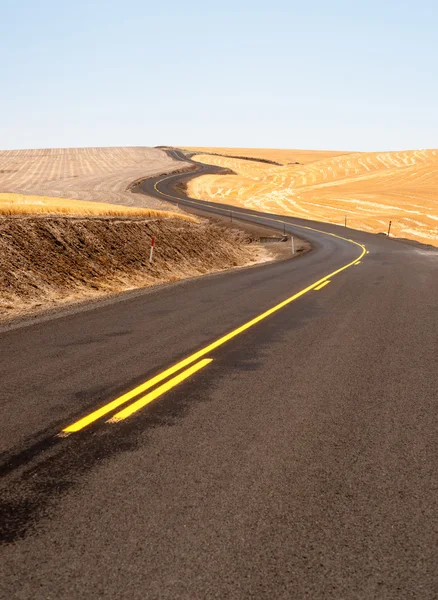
left=291, top=236, right=295, bottom=255
left=149, top=236, right=155, bottom=263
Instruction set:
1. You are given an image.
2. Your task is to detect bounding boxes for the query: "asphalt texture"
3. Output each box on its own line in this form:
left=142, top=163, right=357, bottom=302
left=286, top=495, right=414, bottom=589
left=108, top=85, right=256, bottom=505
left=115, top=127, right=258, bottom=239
left=1, top=150, right=437, bottom=599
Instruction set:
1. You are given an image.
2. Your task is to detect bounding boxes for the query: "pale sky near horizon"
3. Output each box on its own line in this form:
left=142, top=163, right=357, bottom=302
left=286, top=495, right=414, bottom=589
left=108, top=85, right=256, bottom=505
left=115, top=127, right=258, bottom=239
left=1, top=0, right=437, bottom=151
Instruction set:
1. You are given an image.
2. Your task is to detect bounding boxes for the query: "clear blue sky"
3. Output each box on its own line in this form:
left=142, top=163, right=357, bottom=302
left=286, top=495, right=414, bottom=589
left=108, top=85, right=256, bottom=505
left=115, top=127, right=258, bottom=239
left=1, top=0, right=437, bottom=151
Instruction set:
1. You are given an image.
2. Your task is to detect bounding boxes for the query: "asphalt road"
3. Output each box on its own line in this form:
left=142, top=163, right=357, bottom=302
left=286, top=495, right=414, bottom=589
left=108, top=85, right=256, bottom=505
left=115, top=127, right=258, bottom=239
left=1, top=151, right=437, bottom=599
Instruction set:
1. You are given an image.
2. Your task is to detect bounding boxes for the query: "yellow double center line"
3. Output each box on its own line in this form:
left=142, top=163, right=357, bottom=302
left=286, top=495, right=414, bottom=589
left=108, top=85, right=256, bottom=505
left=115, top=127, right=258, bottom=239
left=60, top=175, right=366, bottom=434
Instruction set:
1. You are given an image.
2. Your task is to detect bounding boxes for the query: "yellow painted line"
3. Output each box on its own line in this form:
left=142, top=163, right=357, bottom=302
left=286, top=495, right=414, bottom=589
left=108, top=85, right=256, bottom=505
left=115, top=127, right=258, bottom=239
left=109, top=359, right=213, bottom=423
left=314, top=280, right=330, bottom=291
left=60, top=172, right=367, bottom=435
left=355, top=260, right=361, bottom=265
left=62, top=356, right=200, bottom=433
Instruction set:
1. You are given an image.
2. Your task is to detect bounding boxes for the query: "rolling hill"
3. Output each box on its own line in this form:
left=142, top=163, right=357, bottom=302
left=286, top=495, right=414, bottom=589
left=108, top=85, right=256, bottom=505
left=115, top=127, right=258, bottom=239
left=183, top=148, right=438, bottom=246
left=0, top=146, right=189, bottom=212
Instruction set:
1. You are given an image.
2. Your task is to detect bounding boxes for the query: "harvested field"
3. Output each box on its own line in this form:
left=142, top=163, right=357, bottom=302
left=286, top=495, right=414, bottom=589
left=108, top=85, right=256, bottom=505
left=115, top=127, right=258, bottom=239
left=186, top=149, right=438, bottom=247
left=0, top=146, right=190, bottom=211
left=0, top=193, right=193, bottom=220
left=0, top=216, right=265, bottom=321
left=182, top=147, right=347, bottom=165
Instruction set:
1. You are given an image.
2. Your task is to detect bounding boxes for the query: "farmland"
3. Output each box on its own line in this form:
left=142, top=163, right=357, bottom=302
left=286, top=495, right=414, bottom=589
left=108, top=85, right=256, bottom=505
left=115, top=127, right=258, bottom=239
left=184, top=149, right=438, bottom=246
left=0, top=146, right=189, bottom=212
left=183, top=147, right=347, bottom=165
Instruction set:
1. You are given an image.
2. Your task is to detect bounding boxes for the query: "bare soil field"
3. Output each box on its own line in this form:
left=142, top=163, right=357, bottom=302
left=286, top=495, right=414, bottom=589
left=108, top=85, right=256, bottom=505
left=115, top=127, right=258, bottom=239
left=0, top=146, right=189, bottom=211
left=0, top=216, right=268, bottom=321
left=185, top=149, right=438, bottom=247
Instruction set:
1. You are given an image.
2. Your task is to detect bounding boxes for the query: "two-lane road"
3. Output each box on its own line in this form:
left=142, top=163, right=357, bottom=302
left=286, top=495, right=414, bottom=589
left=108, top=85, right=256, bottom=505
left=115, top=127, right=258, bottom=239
left=1, top=153, right=437, bottom=599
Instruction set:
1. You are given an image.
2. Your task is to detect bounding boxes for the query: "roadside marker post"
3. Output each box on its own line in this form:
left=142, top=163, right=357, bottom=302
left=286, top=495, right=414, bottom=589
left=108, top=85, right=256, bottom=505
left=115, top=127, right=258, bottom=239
left=387, top=221, right=392, bottom=237
left=149, top=236, right=155, bottom=263
left=344, top=215, right=347, bottom=227
left=291, top=236, right=295, bottom=255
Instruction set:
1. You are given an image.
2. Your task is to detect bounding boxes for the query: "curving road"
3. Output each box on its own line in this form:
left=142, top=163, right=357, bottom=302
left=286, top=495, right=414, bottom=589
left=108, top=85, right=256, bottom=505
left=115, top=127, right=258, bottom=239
left=0, top=151, right=437, bottom=598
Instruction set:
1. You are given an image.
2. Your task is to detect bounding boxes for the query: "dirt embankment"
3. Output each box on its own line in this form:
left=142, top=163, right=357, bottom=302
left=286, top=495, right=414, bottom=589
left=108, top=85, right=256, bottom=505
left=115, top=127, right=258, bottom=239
left=0, top=216, right=268, bottom=321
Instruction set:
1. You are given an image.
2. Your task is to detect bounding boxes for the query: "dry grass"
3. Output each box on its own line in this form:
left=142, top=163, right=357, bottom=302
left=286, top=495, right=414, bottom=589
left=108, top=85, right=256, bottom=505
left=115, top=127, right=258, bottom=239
left=0, top=146, right=190, bottom=211
left=186, top=150, right=438, bottom=247
left=0, top=193, right=194, bottom=221
left=182, top=147, right=347, bottom=165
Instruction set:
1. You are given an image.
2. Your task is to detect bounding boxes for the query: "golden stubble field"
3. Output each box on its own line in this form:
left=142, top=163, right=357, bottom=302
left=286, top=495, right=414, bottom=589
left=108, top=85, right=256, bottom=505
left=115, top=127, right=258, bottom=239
left=0, top=193, right=192, bottom=220
left=0, top=146, right=190, bottom=215
left=184, top=147, right=347, bottom=165
left=183, top=148, right=438, bottom=247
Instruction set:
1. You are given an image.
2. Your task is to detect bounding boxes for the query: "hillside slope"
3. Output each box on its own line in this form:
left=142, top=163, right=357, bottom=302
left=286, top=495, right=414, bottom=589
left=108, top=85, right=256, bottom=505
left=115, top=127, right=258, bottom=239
left=0, top=216, right=262, bottom=320
left=182, top=147, right=347, bottom=165
left=0, top=147, right=189, bottom=211
left=186, top=149, right=438, bottom=246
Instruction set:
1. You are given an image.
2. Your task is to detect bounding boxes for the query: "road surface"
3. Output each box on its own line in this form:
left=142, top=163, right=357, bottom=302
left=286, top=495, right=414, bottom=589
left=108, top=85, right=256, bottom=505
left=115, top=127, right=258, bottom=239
left=1, top=151, right=437, bottom=599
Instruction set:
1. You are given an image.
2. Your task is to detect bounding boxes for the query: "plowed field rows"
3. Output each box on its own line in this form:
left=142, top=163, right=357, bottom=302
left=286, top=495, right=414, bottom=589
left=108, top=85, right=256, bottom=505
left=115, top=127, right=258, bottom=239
left=0, top=147, right=188, bottom=211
